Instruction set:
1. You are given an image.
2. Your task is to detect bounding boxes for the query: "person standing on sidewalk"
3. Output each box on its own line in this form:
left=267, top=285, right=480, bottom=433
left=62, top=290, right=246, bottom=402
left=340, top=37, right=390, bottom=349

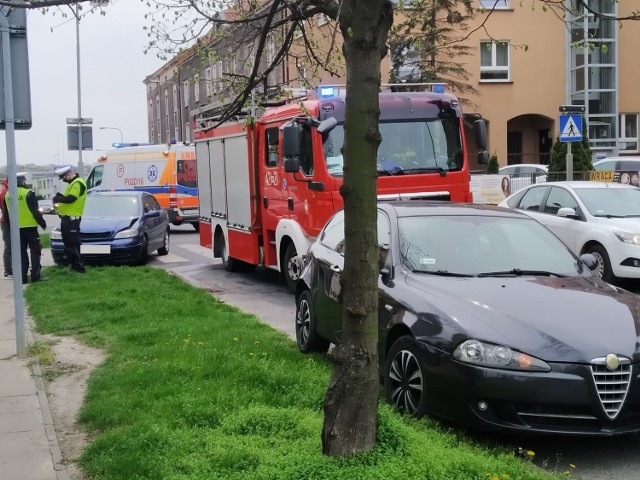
left=0, top=178, right=11, bottom=279
left=53, top=166, right=87, bottom=273
left=6, top=174, right=47, bottom=283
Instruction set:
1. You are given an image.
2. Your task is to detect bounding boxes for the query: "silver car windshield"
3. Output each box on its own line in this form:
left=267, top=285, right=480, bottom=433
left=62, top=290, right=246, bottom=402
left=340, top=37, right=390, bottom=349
left=398, top=215, right=580, bottom=276
left=574, top=187, right=640, bottom=218
left=83, top=196, right=140, bottom=217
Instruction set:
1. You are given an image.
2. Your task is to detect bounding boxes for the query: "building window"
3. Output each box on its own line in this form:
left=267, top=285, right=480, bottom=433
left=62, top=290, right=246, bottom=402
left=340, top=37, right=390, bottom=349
left=390, top=42, right=421, bottom=82
left=265, top=36, right=276, bottom=65
left=318, top=14, right=328, bottom=26
left=205, top=67, right=213, bottom=97
left=480, top=41, right=510, bottom=81
left=173, top=85, right=178, bottom=113
left=185, top=122, right=191, bottom=142
left=216, top=61, right=223, bottom=92
left=173, top=111, right=179, bottom=140
left=155, top=95, right=161, bottom=142
left=620, top=113, right=638, bottom=152
left=193, top=75, right=200, bottom=103
left=182, top=81, right=189, bottom=108
left=479, top=0, right=509, bottom=8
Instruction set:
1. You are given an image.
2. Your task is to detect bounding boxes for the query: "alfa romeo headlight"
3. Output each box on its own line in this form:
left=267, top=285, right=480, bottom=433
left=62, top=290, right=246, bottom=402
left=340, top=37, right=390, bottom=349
left=453, top=339, right=550, bottom=372
left=614, top=231, right=640, bottom=245
left=114, top=228, right=139, bottom=239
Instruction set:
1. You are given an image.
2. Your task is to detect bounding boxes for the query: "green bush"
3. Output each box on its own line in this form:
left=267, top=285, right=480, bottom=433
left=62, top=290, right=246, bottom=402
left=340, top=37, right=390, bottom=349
left=486, top=153, right=499, bottom=174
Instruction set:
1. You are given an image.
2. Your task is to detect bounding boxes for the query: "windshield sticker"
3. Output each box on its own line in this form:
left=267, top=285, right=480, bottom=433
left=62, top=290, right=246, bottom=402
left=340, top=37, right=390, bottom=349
left=420, top=258, right=436, bottom=265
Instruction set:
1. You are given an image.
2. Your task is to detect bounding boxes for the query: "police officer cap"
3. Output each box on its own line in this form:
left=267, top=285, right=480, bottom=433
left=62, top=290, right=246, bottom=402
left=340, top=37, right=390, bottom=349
left=55, top=166, right=72, bottom=179
left=16, top=173, right=26, bottom=182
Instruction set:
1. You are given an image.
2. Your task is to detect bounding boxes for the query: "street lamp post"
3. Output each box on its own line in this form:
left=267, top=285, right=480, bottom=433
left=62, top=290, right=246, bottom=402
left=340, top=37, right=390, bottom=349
left=100, top=126, right=124, bottom=144
left=74, top=3, right=84, bottom=175
left=148, top=80, right=182, bottom=142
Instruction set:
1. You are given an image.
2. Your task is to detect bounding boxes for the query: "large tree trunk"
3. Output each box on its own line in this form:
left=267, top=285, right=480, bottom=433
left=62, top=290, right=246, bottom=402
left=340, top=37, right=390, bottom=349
left=321, top=0, right=393, bottom=456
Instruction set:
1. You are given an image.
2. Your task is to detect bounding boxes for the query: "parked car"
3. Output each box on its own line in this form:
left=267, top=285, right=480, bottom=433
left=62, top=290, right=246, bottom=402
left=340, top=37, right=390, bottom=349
left=499, top=164, right=548, bottom=193
left=499, top=181, right=640, bottom=284
left=593, top=156, right=640, bottom=172
left=37, top=199, right=55, bottom=215
left=295, top=201, right=640, bottom=435
left=50, top=191, right=170, bottom=266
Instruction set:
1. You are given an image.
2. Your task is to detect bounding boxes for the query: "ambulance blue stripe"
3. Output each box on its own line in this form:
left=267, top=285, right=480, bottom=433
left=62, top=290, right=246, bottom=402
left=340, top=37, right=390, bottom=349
left=91, top=186, right=198, bottom=196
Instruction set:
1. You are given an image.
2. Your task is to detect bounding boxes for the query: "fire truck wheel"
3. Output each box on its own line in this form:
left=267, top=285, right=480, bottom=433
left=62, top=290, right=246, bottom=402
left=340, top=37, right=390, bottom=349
left=283, top=243, right=301, bottom=293
left=220, top=234, right=240, bottom=272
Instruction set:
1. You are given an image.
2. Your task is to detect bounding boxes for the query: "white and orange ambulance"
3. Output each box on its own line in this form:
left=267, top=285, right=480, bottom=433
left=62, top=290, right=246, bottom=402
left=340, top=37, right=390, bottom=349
left=86, top=142, right=199, bottom=229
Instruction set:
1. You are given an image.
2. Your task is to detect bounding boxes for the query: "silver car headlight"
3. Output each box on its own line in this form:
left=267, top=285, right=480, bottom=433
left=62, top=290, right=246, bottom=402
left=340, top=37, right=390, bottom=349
left=453, top=339, right=550, bottom=372
left=614, top=231, right=640, bottom=245
left=50, top=229, right=63, bottom=240
left=114, top=228, right=139, bottom=239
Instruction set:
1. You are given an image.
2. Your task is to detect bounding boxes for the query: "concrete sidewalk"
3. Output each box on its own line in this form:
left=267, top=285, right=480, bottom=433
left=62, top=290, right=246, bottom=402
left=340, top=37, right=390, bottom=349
left=0, top=251, right=67, bottom=480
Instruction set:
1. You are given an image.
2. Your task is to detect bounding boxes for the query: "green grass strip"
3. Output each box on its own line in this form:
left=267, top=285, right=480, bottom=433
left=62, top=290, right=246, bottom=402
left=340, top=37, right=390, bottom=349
left=25, top=265, right=559, bottom=480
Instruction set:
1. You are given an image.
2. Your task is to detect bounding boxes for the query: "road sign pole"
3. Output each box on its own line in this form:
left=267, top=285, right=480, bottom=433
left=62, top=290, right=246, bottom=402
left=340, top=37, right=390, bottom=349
left=566, top=142, right=573, bottom=181
left=0, top=8, right=26, bottom=358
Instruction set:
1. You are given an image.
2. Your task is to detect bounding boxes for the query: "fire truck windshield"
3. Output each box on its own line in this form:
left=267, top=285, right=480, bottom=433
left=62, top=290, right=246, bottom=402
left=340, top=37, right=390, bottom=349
left=322, top=117, right=462, bottom=177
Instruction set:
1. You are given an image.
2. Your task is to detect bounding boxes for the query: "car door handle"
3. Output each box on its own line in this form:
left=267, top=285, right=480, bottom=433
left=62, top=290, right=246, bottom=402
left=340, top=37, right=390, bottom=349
left=330, top=264, right=341, bottom=273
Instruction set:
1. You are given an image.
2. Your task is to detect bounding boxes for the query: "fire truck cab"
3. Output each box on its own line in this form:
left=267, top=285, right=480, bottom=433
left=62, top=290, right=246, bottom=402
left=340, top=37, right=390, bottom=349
left=195, top=85, right=487, bottom=291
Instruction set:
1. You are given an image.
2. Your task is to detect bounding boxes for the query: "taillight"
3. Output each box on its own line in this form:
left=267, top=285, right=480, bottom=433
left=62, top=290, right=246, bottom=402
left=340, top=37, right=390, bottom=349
left=168, top=187, right=178, bottom=208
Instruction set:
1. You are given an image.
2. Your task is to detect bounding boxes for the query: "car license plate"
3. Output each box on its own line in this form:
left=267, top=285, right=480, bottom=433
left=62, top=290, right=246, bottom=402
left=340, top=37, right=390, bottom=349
left=81, top=244, right=111, bottom=254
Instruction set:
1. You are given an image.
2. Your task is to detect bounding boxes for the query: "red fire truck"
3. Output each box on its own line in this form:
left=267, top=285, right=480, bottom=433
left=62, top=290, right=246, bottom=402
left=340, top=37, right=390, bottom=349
left=194, top=85, right=487, bottom=291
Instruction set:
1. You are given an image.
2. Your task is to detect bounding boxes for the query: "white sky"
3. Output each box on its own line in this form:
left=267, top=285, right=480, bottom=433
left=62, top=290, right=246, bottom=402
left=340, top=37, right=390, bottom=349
left=0, top=0, right=165, bottom=168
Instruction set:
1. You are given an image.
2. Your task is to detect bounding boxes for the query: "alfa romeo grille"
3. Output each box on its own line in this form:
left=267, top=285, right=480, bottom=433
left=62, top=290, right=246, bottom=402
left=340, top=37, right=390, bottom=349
left=591, top=357, right=631, bottom=419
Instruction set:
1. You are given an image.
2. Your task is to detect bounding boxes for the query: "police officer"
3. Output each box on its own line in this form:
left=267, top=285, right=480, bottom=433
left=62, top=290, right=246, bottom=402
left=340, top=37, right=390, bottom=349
left=6, top=174, right=47, bottom=283
left=53, top=166, right=87, bottom=273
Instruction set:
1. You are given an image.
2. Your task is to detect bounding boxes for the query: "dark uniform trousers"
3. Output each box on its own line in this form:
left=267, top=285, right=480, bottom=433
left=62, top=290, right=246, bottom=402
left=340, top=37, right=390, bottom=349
left=60, top=216, right=84, bottom=271
left=19, top=226, right=41, bottom=280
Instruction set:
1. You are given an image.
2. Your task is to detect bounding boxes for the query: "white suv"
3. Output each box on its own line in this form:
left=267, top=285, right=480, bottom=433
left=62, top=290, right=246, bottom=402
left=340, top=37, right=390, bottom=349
left=593, top=157, right=640, bottom=172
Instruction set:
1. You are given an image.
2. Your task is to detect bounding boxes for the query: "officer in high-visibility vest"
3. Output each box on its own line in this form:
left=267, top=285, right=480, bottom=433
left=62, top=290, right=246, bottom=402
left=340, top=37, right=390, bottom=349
left=6, top=174, right=47, bottom=283
left=53, top=166, right=87, bottom=273
left=386, top=134, right=417, bottom=169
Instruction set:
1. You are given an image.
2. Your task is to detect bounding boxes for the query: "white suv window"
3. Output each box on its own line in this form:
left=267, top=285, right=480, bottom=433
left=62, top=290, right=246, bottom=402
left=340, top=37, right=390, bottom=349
left=594, top=160, right=615, bottom=171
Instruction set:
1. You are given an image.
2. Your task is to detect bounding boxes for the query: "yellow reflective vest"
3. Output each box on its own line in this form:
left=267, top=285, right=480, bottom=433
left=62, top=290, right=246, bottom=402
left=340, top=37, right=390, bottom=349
left=57, top=176, right=87, bottom=217
left=6, top=186, right=38, bottom=228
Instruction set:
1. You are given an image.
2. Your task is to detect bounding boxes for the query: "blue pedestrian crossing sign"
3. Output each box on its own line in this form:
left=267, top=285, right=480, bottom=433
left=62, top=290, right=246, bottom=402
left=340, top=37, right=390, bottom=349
left=559, top=114, right=582, bottom=142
